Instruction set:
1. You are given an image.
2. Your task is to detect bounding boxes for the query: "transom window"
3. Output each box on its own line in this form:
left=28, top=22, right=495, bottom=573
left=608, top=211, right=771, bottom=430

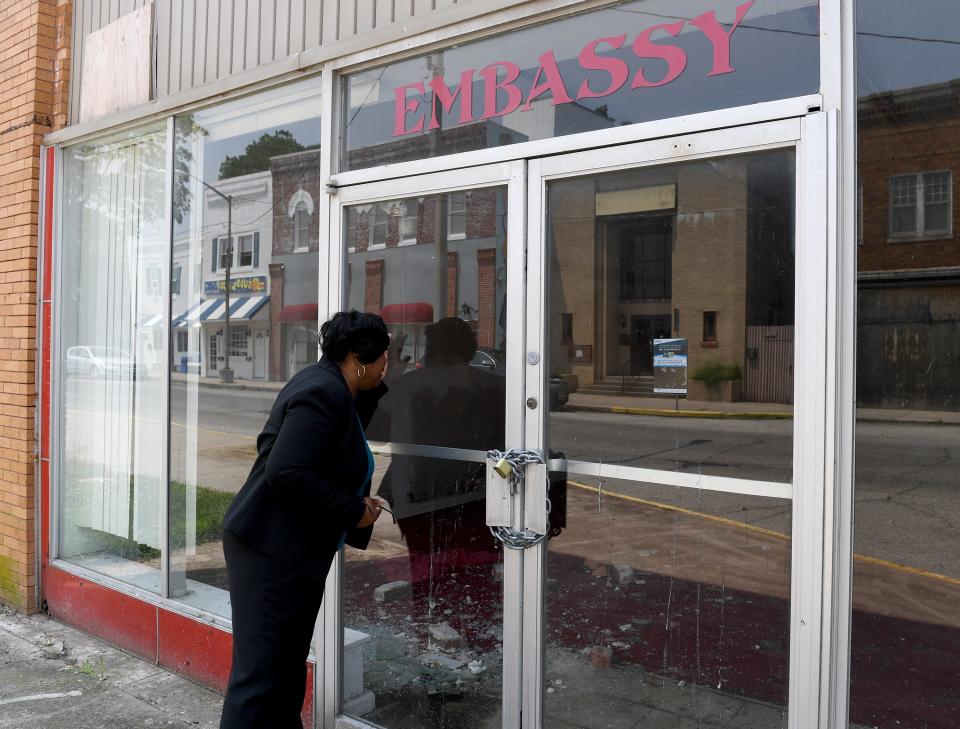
left=889, top=171, right=952, bottom=239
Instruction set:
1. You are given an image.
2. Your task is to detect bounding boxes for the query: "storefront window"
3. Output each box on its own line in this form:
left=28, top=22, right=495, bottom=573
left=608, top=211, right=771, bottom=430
left=169, top=79, right=322, bottom=614
left=342, top=0, right=819, bottom=171
left=58, top=124, right=168, bottom=592
left=341, top=188, right=509, bottom=727
left=853, top=3, right=960, bottom=728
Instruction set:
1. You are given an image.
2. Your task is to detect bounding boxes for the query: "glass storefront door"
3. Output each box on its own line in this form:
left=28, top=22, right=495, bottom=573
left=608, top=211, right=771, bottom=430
left=327, top=116, right=828, bottom=729
left=328, top=162, right=527, bottom=729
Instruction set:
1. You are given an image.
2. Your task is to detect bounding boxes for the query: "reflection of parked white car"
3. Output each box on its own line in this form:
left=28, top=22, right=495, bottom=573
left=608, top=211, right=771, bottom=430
left=66, top=346, right=143, bottom=379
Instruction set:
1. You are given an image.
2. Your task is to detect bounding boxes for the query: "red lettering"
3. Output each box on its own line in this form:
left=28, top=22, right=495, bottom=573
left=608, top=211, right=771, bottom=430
left=689, top=0, right=754, bottom=76
left=394, top=82, right=426, bottom=136
left=479, top=61, right=523, bottom=119
left=631, top=20, right=687, bottom=89
left=576, top=35, right=629, bottom=100
left=428, top=70, right=475, bottom=130
left=391, top=3, right=754, bottom=135
left=521, top=51, right=573, bottom=111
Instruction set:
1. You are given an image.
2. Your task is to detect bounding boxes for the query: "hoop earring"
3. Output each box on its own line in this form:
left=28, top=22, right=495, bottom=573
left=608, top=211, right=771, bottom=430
left=357, top=364, right=366, bottom=379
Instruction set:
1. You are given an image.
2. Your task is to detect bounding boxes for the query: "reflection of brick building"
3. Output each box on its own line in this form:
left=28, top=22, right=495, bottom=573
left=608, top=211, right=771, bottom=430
left=269, top=149, right=322, bottom=380
left=347, top=187, right=504, bottom=353
left=550, top=150, right=795, bottom=404
left=857, top=81, right=960, bottom=410
left=348, top=119, right=524, bottom=169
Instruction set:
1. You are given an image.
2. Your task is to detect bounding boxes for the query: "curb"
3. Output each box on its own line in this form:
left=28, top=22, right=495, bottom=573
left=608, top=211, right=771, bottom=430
left=195, top=381, right=282, bottom=393
left=566, top=404, right=960, bottom=425
left=565, top=404, right=792, bottom=420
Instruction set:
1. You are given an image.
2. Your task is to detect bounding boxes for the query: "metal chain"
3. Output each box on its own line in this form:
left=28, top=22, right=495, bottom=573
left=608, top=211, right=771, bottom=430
left=486, top=448, right=552, bottom=550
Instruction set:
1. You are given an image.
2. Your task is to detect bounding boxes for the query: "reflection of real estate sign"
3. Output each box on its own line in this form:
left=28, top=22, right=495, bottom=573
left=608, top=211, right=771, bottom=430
left=653, top=338, right=688, bottom=395
left=204, top=276, right=267, bottom=296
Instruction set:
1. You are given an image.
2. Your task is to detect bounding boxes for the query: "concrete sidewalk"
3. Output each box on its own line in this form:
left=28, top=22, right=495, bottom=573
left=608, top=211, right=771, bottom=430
left=566, top=392, right=960, bottom=424
left=0, top=606, right=222, bottom=728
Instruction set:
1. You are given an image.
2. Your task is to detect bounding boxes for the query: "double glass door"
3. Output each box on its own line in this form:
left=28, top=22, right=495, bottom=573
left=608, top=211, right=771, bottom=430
left=325, top=116, right=829, bottom=729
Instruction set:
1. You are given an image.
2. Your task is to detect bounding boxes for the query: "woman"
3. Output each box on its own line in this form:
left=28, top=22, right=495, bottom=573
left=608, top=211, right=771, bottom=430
left=219, top=311, right=390, bottom=729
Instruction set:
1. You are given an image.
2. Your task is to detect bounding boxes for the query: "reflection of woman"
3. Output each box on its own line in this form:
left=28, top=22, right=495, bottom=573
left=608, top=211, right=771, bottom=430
left=369, top=318, right=504, bottom=608
left=219, top=311, right=389, bottom=729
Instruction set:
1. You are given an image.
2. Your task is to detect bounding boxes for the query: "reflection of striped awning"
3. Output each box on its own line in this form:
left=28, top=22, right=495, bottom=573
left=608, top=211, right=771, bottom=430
left=173, top=296, right=270, bottom=328
left=139, top=314, right=164, bottom=327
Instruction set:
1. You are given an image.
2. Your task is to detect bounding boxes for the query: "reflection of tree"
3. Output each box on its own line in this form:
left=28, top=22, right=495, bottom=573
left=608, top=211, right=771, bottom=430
left=218, top=129, right=318, bottom=179
left=66, top=131, right=167, bottom=229
left=174, top=115, right=202, bottom=224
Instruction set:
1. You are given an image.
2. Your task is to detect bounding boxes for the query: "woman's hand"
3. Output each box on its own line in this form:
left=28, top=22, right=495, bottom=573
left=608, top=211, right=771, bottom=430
left=355, top=497, right=384, bottom=528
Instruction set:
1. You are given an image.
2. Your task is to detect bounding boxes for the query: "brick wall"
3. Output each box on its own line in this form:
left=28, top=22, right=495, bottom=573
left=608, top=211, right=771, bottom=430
left=271, top=149, right=321, bottom=256
left=549, top=177, right=598, bottom=386
left=0, top=0, right=70, bottom=612
left=416, top=198, right=437, bottom=246
left=364, top=259, right=384, bottom=314
left=268, top=263, right=284, bottom=380
left=858, top=111, right=960, bottom=272
left=446, top=252, right=458, bottom=317
left=672, top=159, right=749, bottom=401
left=465, top=189, right=498, bottom=239
left=476, top=249, right=496, bottom=349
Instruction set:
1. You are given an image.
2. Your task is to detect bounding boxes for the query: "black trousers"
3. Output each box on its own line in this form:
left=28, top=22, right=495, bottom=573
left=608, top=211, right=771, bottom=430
left=220, top=531, right=332, bottom=729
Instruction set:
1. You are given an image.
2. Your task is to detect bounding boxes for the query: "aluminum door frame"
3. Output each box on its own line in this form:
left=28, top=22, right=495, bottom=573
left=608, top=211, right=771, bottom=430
left=523, top=114, right=833, bottom=729
left=322, top=160, right=528, bottom=729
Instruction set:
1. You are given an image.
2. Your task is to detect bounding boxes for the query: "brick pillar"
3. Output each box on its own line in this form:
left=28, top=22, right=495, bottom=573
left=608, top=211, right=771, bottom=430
left=0, top=0, right=71, bottom=612
left=477, top=249, right=496, bottom=349
left=365, top=259, right=384, bottom=314
left=446, top=252, right=458, bottom=317
left=52, top=1, right=71, bottom=129
left=268, top=263, right=284, bottom=381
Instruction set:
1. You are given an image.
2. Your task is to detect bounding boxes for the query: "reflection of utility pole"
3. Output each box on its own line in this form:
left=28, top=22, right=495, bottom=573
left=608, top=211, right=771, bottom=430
left=434, top=194, right=449, bottom=320
left=427, top=53, right=448, bottom=319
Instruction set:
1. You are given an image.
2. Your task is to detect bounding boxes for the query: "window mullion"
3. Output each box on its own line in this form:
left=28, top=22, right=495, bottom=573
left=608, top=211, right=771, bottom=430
left=916, top=175, right=925, bottom=236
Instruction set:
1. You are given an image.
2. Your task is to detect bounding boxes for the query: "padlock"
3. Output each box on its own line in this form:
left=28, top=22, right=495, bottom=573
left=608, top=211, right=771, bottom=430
left=493, top=458, right=512, bottom=479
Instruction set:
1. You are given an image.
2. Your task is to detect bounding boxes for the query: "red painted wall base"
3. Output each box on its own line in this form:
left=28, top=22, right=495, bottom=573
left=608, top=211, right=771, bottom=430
left=42, top=565, right=315, bottom=721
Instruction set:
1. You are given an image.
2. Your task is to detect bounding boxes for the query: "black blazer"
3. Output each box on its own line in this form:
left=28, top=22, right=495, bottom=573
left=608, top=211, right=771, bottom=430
left=223, top=357, right=387, bottom=581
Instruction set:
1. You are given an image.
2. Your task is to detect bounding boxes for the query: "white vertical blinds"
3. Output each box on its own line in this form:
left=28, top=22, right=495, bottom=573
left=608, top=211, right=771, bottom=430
left=61, top=128, right=167, bottom=560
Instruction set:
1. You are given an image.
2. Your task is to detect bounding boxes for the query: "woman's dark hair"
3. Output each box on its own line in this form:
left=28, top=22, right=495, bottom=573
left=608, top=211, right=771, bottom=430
left=319, top=311, right=390, bottom=364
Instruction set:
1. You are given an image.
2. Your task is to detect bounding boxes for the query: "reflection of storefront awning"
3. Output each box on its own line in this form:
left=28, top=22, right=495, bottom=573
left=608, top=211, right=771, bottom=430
left=380, top=302, right=433, bottom=324
left=278, top=303, right=318, bottom=323
left=139, top=314, right=164, bottom=327
left=173, top=295, right=270, bottom=328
